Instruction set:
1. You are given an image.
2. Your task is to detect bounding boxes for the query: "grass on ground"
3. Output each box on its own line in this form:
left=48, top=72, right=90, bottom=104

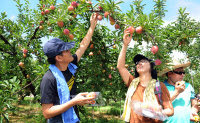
left=7, top=97, right=125, bottom=123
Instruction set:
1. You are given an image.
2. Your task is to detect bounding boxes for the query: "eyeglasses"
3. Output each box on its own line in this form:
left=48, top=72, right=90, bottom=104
left=173, top=71, right=185, bottom=75
left=136, top=59, right=149, bottom=65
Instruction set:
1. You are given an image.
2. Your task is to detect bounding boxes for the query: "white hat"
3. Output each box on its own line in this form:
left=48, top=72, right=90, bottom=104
left=158, top=59, right=191, bottom=76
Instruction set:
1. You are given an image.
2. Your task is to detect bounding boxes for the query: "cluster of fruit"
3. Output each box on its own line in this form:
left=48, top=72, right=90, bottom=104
left=86, top=92, right=97, bottom=104
left=140, top=102, right=161, bottom=112
left=132, top=101, right=158, bottom=111
left=131, top=100, right=167, bottom=121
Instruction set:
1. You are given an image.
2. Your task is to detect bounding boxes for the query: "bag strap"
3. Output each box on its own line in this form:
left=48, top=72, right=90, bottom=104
left=155, top=80, right=163, bottom=106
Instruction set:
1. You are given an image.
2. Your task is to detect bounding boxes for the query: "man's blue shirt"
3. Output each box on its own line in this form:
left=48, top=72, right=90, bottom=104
left=163, top=80, right=195, bottom=123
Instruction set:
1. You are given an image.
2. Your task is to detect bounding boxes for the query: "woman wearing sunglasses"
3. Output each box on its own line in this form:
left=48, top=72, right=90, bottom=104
left=158, top=60, right=199, bottom=123
left=117, top=28, right=174, bottom=123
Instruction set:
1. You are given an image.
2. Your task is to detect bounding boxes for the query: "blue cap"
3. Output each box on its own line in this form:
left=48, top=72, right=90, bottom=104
left=43, top=38, right=75, bottom=58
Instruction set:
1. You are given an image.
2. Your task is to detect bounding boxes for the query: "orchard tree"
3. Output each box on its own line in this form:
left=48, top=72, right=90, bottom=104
left=0, top=0, right=200, bottom=121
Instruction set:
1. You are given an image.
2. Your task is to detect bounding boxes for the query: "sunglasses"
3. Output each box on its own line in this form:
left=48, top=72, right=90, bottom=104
left=136, top=59, right=149, bottom=65
left=173, top=71, right=185, bottom=75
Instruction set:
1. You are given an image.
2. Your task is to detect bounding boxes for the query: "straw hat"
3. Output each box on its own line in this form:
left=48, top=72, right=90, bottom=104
left=157, top=59, right=191, bottom=76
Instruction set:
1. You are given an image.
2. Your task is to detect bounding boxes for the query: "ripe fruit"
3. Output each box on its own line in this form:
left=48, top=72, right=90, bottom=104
left=136, top=26, right=143, bottom=34
left=194, top=116, right=200, bottom=122
left=110, top=67, right=113, bottom=70
left=90, top=44, right=94, bottom=49
left=50, top=5, right=55, bottom=10
left=109, top=83, right=112, bottom=85
left=47, top=21, right=51, bottom=26
left=177, top=81, right=185, bottom=85
left=23, top=53, right=27, bottom=58
left=125, top=64, right=129, bottom=68
left=104, top=12, right=109, bottom=18
left=90, top=100, right=96, bottom=104
left=76, top=3, right=79, bottom=7
left=49, top=28, right=53, bottom=33
left=115, top=24, right=120, bottom=29
left=127, top=26, right=135, bottom=34
left=71, top=1, right=77, bottom=7
left=68, top=34, right=74, bottom=40
left=39, top=26, right=43, bottom=30
left=95, top=12, right=99, bottom=17
left=155, top=59, right=161, bottom=66
left=31, top=24, right=34, bottom=27
left=57, top=21, right=64, bottom=28
left=68, top=6, right=74, bottom=11
left=89, top=52, right=93, bottom=56
left=98, top=6, right=103, bottom=10
left=86, top=1, right=92, bottom=5
left=63, top=29, right=70, bottom=35
left=23, top=49, right=28, bottom=54
left=40, top=21, right=44, bottom=24
left=109, top=16, right=115, bottom=22
left=87, top=92, right=96, bottom=98
left=179, top=41, right=185, bottom=45
left=113, top=45, right=116, bottom=49
left=109, top=74, right=112, bottom=79
left=98, top=50, right=101, bottom=54
left=27, top=74, right=30, bottom=78
left=151, top=45, right=159, bottom=54
left=110, top=21, right=115, bottom=25
left=41, top=11, right=45, bottom=16
left=102, top=70, right=106, bottom=73
left=45, top=9, right=50, bottom=14
left=19, top=62, right=24, bottom=67
left=97, top=15, right=103, bottom=21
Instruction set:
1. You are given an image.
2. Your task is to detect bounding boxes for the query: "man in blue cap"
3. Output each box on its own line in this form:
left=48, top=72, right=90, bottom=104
left=40, top=13, right=97, bottom=123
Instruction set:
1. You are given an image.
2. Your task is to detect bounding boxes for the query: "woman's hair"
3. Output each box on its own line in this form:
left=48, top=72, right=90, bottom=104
left=47, top=51, right=63, bottom=64
left=134, top=60, right=157, bottom=79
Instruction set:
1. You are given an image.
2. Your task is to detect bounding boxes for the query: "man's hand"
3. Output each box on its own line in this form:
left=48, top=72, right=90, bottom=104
left=190, top=110, right=199, bottom=121
left=174, top=81, right=185, bottom=94
left=75, top=13, right=97, bottom=62
left=196, top=98, right=200, bottom=111
left=72, top=92, right=95, bottom=106
left=123, top=28, right=133, bottom=46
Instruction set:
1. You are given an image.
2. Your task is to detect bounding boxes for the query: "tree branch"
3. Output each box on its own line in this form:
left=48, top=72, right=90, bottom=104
left=27, top=27, right=39, bottom=46
left=143, top=32, right=156, bottom=44
left=0, top=34, right=13, bottom=48
left=12, top=75, right=41, bottom=96
left=0, top=48, right=16, bottom=55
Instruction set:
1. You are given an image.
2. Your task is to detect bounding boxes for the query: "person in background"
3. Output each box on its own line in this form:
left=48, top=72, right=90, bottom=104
left=117, top=28, right=174, bottom=123
left=158, top=59, right=199, bottom=123
left=40, top=13, right=97, bottom=123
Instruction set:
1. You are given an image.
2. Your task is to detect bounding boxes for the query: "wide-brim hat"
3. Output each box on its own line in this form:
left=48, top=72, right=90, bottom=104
left=158, top=59, right=191, bottom=76
left=43, top=38, right=75, bottom=58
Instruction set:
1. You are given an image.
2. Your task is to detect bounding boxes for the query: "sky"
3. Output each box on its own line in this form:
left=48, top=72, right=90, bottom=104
left=1, top=0, right=200, bottom=60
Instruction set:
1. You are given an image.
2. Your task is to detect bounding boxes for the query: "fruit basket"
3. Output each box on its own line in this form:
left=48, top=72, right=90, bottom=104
left=130, top=100, right=168, bottom=121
